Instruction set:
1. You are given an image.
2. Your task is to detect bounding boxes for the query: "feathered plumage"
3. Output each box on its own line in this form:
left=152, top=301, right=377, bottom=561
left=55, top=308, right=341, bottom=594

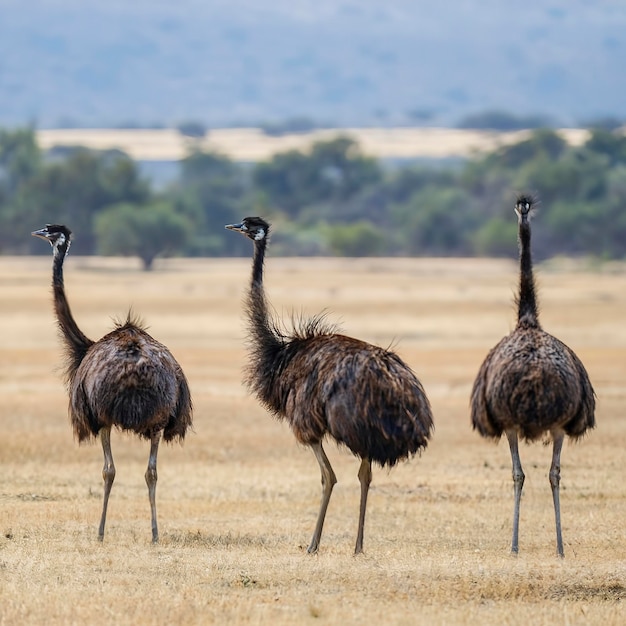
left=226, top=216, right=433, bottom=554
left=33, top=224, right=192, bottom=543
left=470, top=196, right=595, bottom=557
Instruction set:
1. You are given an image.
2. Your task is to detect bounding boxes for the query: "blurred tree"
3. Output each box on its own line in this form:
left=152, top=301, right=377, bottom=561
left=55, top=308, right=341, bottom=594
left=0, top=127, right=41, bottom=198
left=490, top=128, right=567, bottom=170
left=584, top=128, right=626, bottom=166
left=472, top=217, right=518, bottom=257
left=393, top=187, right=477, bottom=256
left=167, top=149, right=251, bottom=256
left=2, top=123, right=626, bottom=261
left=260, top=117, right=320, bottom=136
left=542, top=164, right=626, bottom=258
left=325, top=221, right=386, bottom=256
left=252, top=149, right=309, bottom=215
left=327, top=165, right=460, bottom=228
left=176, top=121, right=207, bottom=137
left=543, top=199, right=624, bottom=258
left=0, top=128, right=43, bottom=252
left=253, top=137, right=382, bottom=217
left=95, top=201, right=192, bottom=270
left=514, top=149, right=608, bottom=207
left=309, top=137, right=382, bottom=200
left=22, top=148, right=151, bottom=254
left=457, top=111, right=553, bottom=130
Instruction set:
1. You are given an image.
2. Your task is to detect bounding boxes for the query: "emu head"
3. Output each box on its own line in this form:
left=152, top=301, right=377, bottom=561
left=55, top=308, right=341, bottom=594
left=514, top=195, right=536, bottom=223
left=225, top=217, right=270, bottom=242
left=32, top=224, right=72, bottom=257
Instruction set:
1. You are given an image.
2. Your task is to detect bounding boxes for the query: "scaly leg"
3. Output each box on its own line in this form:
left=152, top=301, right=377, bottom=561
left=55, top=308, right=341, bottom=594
left=505, top=429, right=525, bottom=555
left=549, top=429, right=565, bottom=558
left=307, top=442, right=337, bottom=554
left=98, top=426, right=115, bottom=541
left=145, top=431, right=161, bottom=543
left=354, top=457, right=372, bottom=555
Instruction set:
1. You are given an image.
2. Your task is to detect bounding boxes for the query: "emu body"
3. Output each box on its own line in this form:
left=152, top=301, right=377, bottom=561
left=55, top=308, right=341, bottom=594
left=250, top=332, right=432, bottom=466
left=33, top=224, right=192, bottom=542
left=227, top=217, right=433, bottom=554
left=470, top=197, right=595, bottom=557
left=71, top=322, right=189, bottom=443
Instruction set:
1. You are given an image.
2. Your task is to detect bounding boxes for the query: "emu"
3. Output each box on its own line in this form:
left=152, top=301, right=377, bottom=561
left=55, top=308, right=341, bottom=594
left=470, top=196, right=595, bottom=557
left=226, top=217, right=433, bottom=554
left=33, top=224, right=193, bottom=543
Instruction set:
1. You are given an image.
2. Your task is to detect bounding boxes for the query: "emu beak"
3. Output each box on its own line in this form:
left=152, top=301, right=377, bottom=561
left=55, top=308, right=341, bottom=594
left=31, top=227, right=50, bottom=240
left=225, top=222, right=245, bottom=233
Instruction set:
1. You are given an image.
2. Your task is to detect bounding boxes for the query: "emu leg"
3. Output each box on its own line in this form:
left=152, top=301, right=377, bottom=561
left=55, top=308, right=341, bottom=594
left=307, top=442, right=337, bottom=554
left=549, top=429, right=565, bottom=558
left=354, top=457, right=372, bottom=555
left=505, top=429, right=525, bottom=555
left=145, top=431, right=161, bottom=543
left=98, top=426, right=116, bottom=541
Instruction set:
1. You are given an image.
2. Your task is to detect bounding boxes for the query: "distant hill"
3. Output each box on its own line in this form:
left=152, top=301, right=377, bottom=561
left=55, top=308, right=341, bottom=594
left=2, top=0, right=626, bottom=128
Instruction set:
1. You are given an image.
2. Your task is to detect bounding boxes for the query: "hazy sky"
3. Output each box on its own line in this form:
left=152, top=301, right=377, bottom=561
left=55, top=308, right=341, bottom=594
left=2, top=1, right=625, bottom=127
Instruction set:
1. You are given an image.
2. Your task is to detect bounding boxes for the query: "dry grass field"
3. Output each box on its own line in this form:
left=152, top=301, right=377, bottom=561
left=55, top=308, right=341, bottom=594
left=0, top=254, right=624, bottom=625
left=36, top=127, right=591, bottom=161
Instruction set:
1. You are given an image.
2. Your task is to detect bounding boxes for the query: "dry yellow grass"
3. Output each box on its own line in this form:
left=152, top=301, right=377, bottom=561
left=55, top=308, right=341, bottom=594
left=0, top=255, right=625, bottom=625
left=36, top=127, right=591, bottom=161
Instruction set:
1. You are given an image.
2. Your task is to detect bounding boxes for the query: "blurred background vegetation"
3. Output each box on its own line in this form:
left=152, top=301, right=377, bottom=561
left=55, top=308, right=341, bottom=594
left=3, top=125, right=626, bottom=268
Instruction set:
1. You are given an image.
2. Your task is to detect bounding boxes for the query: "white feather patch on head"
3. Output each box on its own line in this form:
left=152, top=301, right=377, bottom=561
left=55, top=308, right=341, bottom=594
left=53, top=232, right=70, bottom=256
left=254, top=228, right=265, bottom=241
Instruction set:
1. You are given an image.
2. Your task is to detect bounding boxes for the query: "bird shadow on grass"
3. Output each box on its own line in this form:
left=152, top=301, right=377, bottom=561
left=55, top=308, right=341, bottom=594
left=547, top=582, right=626, bottom=602
left=161, top=529, right=273, bottom=549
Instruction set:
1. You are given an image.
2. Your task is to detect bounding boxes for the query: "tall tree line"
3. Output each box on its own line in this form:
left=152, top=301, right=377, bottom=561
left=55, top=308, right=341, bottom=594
left=1, top=126, right=625, bottom=268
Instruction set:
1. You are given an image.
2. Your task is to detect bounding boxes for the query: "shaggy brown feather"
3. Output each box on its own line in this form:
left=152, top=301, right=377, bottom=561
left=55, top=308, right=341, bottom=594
left=70, top=318, right=192, bottom=443
left=470, top=197, right=595, bottom=441
left=33, top=223, right=192, bottom=542
left=471, top=327, right=595, bottom=441
left=469, top=196, right=595, bottom=557
left=227, top=216, right=433, bottom=554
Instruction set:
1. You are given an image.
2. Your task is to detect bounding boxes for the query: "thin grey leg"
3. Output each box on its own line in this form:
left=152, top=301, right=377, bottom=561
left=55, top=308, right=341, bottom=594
left=98, top=426, right=115, bottom=541
left=505, top=429, right=525, bottom=555
left=354, top=457, right=372, bottom=555
left=145, top=431, right=161, bottom=544
left=307, top=442, right=337, bottom=554
left=549, top=429, right=565, bottom=558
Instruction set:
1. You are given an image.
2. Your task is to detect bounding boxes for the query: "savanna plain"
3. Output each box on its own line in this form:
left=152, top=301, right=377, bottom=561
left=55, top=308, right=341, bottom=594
left=0, top=254, right=624, bottom=625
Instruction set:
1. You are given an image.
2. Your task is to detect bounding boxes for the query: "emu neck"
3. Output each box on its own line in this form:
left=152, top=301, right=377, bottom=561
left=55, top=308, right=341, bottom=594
left=247, top=238, right=281, bottom=347
left=251, top=236, right=267, bottom=288
left=516, top=219, right=540, bottom=329
left=52, top=248, right=93, bottom=365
